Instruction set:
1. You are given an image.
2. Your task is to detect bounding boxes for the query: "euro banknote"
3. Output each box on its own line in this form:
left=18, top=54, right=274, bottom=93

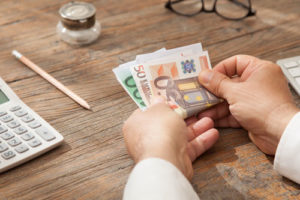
left=113, top=43, right=222, bottom=118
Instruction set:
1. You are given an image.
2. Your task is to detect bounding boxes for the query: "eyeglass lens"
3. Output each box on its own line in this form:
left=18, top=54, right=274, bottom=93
left=216, top=0, right=250, bottom=19
left=170, top=0, right=203, bottom=16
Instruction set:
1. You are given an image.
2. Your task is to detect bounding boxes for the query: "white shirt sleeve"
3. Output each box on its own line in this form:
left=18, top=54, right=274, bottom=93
left=123, top=158, right=200, bottom=200
left=274, top=112, right=300, bottom=184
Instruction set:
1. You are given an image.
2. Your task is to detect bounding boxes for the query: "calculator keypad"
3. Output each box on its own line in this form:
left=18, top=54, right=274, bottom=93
left=15, top=144, right=28, bottom=153
left=0, top=112, right=7, bottom=117
left=1, top=115, right=13, bottom=123
left=28, top=121, right=41, bottom=129
left=0, top=125, right=7, bottom=133
left=279, top=56, right=300, bottom=96
left=14, top=126, right=27, bottom=135
left=1, top=132, right=14, bottom=140
left=35, top=127, right=56, bottom=141
left=296, top=77, right=300, bottom=85
left=21, top=132, right=34, bottom=141
left=15, top=110, right=27, bottom=117
left=28, top=139, right=41, bottom=147
left=8, top=137, right=21, bottom=147
left=0, top=105, right=57, bottom=161
left=2, top=150, right=15, bottom=160
left=0, top=143, right=8, bottom=152
left=7, top=120, right=20, bottom=129
left=21, top=115, right=34, bottom=123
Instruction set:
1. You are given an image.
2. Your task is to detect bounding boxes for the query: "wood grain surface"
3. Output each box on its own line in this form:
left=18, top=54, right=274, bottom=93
left=0, top=0, right=299, bottom=199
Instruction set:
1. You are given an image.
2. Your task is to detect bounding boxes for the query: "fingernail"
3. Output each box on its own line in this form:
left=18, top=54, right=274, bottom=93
left=199, top=70, right=213, bottom=84
left=151, top=96, right=165, bottom=105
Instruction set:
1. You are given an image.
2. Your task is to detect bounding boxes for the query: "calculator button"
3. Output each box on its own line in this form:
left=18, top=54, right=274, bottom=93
left=1, top=150, right=15, bottom=160
left=0, top=111, right=7, bottom=117
left=0, top=125, right=7, bottom=133
left=1, top=131, right=14, bottom=140
left=284, top=61, right=298, bottom=68
left=21, top=132, right=34, bottom=141
left=28, top=139, right=41, bottom=147
left=21, top=115, right=34, bottom=123
left=7, top=120, right=20, bottom=129
left=15, top=144, right=29, bottom=153
left=10, top=106, right=21, bottom=112
left=288, top=67, right=300, bottom=77
left=296, top=77, right=300, bottom=85
left=14, top=126, right=27, bottom=135
left=35, top=127, right=56, bottom=141
left=0, top=143, right=8, bottom=152
left=28, top=121, right=41, bottom=129
left=15, top=110, right=28, bottom=117
left=8, top=137, right=22, bottom=147
left=0, top=115, right=13, bottom=123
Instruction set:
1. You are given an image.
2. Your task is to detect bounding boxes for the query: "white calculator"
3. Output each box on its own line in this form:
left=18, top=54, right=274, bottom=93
left=277, top=56, right=300, bottom=96
left=0, top=77, right=64, bottom=173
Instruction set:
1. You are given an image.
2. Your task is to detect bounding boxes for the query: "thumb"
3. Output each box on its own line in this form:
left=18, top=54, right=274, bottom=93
left=198, top=69, right=234, bottom=99
left=150, top=95, right=166, bottom=106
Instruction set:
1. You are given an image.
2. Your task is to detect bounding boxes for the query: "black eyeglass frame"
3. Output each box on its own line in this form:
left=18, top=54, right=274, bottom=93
left=165, top=0, right=256, bottom=20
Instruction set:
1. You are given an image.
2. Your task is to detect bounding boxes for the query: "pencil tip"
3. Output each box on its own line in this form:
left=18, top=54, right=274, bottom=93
left=84, top=103, right=92, bottom=111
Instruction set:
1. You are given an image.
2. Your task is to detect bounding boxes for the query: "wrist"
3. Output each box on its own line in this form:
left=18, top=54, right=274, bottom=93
left=138, top=143, right=193, bottom=179
left=265, top=103, right=299, bottom=143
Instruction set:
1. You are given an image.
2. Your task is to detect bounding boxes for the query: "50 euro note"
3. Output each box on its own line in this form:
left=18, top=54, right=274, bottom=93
left=113, top=61, right=146, bottom=109
left=144, top=51, right=222, bottom=118
left=130, top=44, right=204, bottom=106
left=113, top=49, right=166, bottom=109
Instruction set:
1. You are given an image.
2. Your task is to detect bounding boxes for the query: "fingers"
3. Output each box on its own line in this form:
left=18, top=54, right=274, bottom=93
left=213, top=55, right=259, bottom=77
left=214, top=114, right=240, bottom=128
left=150, top=95, right=166, bottom=105
left=198, top=69, right=235, bottom=99
left=198, top=101, right=230, bottom=120
left=187, top=117, right=214, bottom=141
left=187, top=128, right=219, bottom=162
left=185, top=117, right=198, bottom=126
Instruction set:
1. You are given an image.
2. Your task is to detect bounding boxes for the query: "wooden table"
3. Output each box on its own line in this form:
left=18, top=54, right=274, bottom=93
left=0, top=0, right=299, bottom=199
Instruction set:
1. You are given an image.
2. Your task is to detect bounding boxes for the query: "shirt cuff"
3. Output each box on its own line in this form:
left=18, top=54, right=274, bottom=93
left=274, top=112, right=300, bottom=184
left=123, top=158, right=200, bottom=200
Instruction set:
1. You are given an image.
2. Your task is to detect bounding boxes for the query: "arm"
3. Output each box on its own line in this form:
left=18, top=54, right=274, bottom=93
left=198, top=55, right=300, bottom=182
left=124, top=158, right=199, bottom=200
left=274, top=112, right=300, bottom=184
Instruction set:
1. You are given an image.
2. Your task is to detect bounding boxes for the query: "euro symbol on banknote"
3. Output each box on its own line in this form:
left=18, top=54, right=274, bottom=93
left=154, top=76, right=221, bottom=117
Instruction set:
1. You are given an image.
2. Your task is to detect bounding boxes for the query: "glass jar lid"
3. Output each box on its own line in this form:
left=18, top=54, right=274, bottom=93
left=59, top=1, right=96, bottom=30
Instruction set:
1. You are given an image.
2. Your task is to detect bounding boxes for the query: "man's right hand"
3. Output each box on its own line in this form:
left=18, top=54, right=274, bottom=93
left=198, top=55, right=299, bottom=155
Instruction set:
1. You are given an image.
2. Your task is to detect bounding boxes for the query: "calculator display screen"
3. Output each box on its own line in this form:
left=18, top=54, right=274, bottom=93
left=0, top=89, right=9, bottom=104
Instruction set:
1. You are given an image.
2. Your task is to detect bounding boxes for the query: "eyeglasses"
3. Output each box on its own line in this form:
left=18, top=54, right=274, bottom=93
left=165, top=0, right=256, bottom=20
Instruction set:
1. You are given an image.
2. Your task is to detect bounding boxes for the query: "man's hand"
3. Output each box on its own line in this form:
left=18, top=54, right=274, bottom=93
left=198, top=55, right=299, bottom=155
left=123, top=97, right=219, bottom=180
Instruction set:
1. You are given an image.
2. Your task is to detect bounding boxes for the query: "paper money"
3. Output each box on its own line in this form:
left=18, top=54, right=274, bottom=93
left=143, top=51, right=221, bottom=118
left=113, top=61, right=146, bottom=109
left=130, top=43, right=204, bottom=106
left=113, top=43, right=222, bottom=118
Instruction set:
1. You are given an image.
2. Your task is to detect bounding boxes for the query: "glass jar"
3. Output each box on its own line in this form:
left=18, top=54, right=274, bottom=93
left=57, top=1, right=101, bottom=45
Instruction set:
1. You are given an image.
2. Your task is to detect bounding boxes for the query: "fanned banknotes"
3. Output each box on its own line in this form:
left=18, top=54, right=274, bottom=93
left=113, top=43, right=222, bottom=118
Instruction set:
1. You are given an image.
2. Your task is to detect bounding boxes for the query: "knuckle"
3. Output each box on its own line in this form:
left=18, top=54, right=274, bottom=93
left=215, top=75, right=229, bottom=97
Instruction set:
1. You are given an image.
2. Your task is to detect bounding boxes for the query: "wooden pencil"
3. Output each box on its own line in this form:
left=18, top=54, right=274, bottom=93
left=12, top=50, right=91, bottom=110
